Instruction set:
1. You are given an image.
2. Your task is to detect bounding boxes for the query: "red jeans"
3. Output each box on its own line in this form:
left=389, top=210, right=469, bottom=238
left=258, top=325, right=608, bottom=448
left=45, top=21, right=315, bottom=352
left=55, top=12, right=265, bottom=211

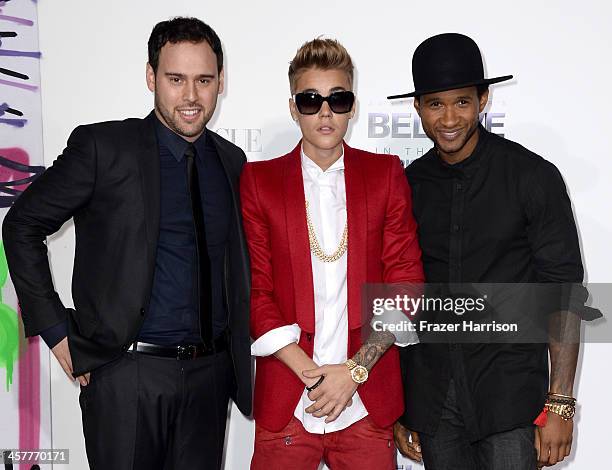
left=251, top=415, right=396, bottom=470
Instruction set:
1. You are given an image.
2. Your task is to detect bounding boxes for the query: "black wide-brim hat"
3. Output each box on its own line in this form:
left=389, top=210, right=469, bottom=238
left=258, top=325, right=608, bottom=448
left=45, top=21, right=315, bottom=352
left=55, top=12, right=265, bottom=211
left=388, top=33, right=512, bottom=99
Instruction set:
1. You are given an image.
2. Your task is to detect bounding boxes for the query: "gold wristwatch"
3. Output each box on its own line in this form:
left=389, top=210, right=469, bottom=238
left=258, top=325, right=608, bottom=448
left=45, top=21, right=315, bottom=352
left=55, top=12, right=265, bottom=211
left=345, top=359, right=369, bottom=384
left=545, top=402, right=576, bottom=420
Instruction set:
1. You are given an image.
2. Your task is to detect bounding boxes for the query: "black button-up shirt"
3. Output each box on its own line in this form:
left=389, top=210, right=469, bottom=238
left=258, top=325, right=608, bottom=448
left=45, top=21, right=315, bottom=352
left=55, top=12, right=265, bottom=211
left=400, top=125, right=585, bottom=441
left=137, top=117, right=231, bottom=346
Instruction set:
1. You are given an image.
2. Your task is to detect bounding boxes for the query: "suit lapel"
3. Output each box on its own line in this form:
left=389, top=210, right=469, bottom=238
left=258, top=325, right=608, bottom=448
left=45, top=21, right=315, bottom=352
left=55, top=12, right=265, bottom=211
left=344, top=143, right=367, bottom=330
left=137, top=112, right=161, bottom=269
left=207, top=130, right=243, bottom=228
left=207, top=130, right=251, bottom=328
left=208, top=130, right=238, bottom=199
left=283, top=144, right=316, bottom=332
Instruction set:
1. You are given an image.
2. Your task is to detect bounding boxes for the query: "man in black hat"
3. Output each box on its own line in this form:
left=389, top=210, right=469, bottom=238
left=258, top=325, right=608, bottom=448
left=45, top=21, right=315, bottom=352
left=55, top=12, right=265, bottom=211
left=389, top=33, right=595, bottom=469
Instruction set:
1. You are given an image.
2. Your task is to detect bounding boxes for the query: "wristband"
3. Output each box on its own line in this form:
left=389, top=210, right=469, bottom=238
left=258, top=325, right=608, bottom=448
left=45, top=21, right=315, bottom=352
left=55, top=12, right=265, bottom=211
left=534, top=408, right=548, bottom=427
left=306, top=376, right=324, bottom=392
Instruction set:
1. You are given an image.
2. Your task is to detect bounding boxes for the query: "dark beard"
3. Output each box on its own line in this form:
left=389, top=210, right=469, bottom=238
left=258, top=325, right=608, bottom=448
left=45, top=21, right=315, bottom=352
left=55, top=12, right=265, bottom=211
left=154, top=96, right=206, bottom=139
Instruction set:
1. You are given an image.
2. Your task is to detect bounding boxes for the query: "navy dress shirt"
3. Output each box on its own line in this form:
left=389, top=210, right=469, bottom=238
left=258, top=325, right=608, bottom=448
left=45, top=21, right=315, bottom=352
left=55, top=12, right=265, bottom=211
left=138, top=117, right=232, bottom=345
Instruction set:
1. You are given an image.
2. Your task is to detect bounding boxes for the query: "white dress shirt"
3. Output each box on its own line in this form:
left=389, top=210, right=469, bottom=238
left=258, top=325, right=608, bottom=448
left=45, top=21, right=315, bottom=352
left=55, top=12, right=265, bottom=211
left=250, top=148, right=368, bottom=434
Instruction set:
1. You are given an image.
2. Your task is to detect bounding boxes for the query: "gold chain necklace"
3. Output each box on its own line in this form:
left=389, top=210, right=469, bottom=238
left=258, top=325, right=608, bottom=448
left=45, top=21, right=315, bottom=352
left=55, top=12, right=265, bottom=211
left=305, top=199, right=348, bottom=263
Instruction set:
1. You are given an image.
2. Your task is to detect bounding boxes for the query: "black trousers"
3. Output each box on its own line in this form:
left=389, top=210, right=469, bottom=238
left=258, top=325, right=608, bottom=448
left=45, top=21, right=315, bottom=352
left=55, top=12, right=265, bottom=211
left=79, top=349, right=233, bottom=470
left=419, top=380, right=537, bottom=470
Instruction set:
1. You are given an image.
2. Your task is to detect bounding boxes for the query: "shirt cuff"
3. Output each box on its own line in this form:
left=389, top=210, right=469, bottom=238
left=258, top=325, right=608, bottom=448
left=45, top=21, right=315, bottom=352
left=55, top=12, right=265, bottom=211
left=562, top=283, right=602, bottom=321
left=39, top=320, right=68, bottom=349
left=251, top=323, right=301, bottom=357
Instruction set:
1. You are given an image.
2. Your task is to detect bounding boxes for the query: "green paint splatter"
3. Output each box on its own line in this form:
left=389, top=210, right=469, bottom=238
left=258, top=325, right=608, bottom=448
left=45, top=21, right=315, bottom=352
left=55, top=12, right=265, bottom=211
left=0, top=240, right=20, bottom=390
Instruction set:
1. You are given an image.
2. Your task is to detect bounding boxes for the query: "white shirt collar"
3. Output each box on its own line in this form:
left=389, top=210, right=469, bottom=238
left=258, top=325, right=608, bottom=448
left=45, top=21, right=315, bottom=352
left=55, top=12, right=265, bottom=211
left=301, top=145, right=345, bottom=175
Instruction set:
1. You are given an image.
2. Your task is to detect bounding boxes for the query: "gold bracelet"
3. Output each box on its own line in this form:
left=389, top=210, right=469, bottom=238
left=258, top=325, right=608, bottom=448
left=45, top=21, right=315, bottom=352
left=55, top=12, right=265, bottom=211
left=547, top=392, right=575, bottom=399
left=547, top=397, right=576, bottom=406
left=544, top=402, right=576, bottom=420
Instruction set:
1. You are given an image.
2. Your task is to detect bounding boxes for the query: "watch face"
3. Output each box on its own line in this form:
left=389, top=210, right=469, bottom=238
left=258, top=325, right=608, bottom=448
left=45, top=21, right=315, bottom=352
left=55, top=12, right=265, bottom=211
left=352, top=365, right=368, bottom=384
left=561, top=406, right=576, bottom=420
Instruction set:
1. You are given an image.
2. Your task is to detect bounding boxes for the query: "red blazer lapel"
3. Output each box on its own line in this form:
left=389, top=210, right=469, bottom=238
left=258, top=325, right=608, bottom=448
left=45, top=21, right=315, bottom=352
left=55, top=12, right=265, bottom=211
left=344, top=143, right=367, bottom=330
left=283, top=143, right=316, bottom=332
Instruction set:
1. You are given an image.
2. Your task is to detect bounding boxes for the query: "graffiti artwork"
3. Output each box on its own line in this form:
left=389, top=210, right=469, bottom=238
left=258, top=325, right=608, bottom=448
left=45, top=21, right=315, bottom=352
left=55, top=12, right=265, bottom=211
left=1, top=1, right=49, bottom=469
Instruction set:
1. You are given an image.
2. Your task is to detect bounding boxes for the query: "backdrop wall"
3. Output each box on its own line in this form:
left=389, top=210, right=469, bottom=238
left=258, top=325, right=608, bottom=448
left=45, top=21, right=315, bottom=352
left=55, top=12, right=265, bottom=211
left=1, top=0, right=610, bottom=468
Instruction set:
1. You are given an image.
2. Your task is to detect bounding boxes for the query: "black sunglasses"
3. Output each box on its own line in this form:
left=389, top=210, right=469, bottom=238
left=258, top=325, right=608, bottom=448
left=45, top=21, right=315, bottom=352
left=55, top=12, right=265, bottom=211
left=293, top=90, right=355, bottom=115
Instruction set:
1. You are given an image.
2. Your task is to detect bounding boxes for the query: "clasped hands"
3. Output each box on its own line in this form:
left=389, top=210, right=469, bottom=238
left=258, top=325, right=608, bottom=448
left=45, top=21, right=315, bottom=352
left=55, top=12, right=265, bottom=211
left=302, top=363, right=359, bottom=423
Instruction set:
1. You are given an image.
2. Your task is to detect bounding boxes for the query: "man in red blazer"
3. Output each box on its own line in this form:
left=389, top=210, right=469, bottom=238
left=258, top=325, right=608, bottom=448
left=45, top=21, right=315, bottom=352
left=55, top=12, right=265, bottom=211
left=240, top=38, right=424, bottom=470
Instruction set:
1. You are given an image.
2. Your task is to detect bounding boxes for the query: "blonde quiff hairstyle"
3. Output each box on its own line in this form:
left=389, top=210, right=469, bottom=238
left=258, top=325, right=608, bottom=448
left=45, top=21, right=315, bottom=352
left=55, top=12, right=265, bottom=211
left=288, top=38, right=354, bottom=94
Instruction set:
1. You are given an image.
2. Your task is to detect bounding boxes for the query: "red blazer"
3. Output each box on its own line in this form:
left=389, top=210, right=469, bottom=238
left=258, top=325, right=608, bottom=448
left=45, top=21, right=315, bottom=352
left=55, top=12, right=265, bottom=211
left=240, top=142, right=424, bottom=432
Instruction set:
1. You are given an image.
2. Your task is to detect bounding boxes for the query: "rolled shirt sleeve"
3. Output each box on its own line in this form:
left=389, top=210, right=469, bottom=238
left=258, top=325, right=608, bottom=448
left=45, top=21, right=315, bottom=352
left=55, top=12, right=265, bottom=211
left=525, top=159, right=601, bottom=320
left=250, top=323, right=302, bottom=357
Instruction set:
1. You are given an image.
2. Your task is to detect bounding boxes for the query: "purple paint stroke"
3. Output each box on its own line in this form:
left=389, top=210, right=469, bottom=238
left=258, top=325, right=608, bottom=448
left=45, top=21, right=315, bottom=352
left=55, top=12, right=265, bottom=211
left=0, top=118, right=26, bottom=127
left=0, top=49, right=41, bottom=58
left=0, top=14, right=33, bottom=26
left=0, top=102, right=8, bottom=114
left=0, top=78, right=38, bottom=91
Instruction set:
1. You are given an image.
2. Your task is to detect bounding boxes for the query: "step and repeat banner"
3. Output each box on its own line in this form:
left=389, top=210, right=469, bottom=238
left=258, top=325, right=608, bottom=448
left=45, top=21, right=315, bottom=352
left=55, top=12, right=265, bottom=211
left=1, top=0, right=610, bottom=468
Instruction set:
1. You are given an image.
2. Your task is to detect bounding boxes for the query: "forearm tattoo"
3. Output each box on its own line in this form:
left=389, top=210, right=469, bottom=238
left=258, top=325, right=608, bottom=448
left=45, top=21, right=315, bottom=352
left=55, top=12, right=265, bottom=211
left=352, top=330, right=395, bottom=371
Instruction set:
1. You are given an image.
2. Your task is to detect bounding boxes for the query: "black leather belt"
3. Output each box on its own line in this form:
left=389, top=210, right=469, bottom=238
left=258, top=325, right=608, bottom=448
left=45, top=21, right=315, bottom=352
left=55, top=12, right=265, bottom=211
left=129, top=335, right=228, bottom=360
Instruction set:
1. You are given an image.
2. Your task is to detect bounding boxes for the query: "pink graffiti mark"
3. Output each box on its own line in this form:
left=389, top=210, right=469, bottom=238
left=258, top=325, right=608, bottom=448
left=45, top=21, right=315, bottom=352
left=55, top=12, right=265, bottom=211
left=18, top=329, right=40, bottom=470
left=0, top=12, right=34, bottom=26
left=0, top=147, right=41, bottom=469
left=0, top=147, right=45, bottom=208
left=0, top=147, right=30, bottom=191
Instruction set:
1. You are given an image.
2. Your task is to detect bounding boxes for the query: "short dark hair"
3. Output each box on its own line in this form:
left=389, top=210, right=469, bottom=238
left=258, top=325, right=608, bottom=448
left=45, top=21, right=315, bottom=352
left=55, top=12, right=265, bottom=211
left=148, top=17, right=223, bottom=73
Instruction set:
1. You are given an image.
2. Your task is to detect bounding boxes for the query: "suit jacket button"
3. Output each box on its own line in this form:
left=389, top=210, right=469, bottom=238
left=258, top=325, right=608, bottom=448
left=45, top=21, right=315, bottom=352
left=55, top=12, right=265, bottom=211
left=306, top=333, right=312, bottom=341
left=139, top=308, right=145, bottom=316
